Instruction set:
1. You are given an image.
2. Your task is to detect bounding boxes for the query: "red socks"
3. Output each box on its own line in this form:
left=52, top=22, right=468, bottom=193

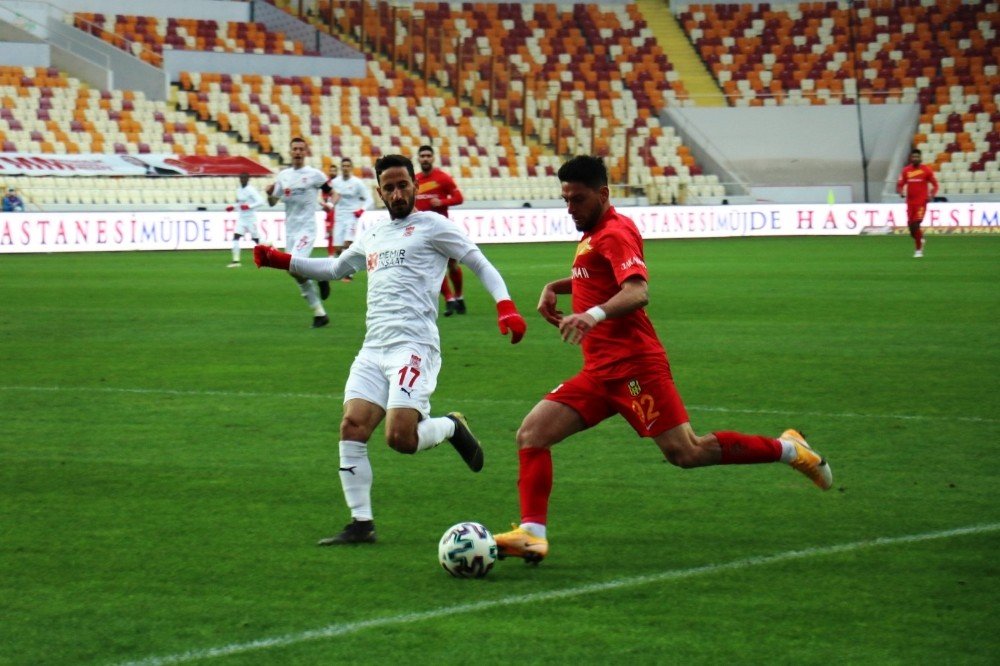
left=713, top=431, right=782, bottom=464
left=449, top=264, right=463, bottom=297
left=440, top=276, right=454, bottom=300
left=518, top=447, right=552, bottom=525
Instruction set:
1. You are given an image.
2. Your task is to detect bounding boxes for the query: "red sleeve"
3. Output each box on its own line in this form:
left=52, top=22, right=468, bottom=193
left=896, top=166, right=907, bottom=194
left=439, top=172, right=463, bottom=207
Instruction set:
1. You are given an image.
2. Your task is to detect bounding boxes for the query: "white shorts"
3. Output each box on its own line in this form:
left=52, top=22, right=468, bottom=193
left=343, top=343, right=441, bottom=417
left=235, top=218, right=258, bottom=237
left=332, top=212, right=357, bottom=246
left=286, top=228, right=316, bottom=258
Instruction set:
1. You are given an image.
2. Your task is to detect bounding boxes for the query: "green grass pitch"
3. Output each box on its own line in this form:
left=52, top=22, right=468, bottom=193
left=1, top=235, right=998, bottom=664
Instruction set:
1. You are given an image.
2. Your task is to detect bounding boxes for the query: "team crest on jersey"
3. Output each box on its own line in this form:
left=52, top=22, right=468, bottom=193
left=575, top=239, right=593, bottom=258
left=403, top=225, right=415, bottom=237
left=628, top=379, right=641, bottom=396
left=407, top=354, right=422, bottom=369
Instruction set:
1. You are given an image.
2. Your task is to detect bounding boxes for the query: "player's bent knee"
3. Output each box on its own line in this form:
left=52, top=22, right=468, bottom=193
left=340, top=416, right=370, bottom=443
left=386, top=432, right=418, bottom=454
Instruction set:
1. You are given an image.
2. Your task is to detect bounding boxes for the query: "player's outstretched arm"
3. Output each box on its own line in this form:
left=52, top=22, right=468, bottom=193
left=461, top=248, right=526, bottom=344
left=254, top=244, right=360, bottom=280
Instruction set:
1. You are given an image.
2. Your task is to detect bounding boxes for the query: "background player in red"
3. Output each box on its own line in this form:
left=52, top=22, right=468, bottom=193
left=493, top=156, right=833, bottom=564
left=415, top=144, right=466, bottom=316
left=896, top=148, right=938, bottom=258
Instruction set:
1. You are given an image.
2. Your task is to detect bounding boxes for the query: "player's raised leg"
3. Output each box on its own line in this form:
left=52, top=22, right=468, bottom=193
left=655, top=424, right=832, bottom=490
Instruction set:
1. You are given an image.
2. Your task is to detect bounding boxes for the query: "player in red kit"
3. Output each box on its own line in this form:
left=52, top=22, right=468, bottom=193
left=494, top=156, right=833, bottom=564
left=896, top=148, right=938, bottom=258
left=415, top=144, right=466, bottom=315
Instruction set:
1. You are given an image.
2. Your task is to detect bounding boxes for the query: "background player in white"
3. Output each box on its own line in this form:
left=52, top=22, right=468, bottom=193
left=253, top=153, right=528, bottom=545
left=266, top=137, right=332, bottom=328
left=226, top=172, right=265, bottom=268
left=329, top=156, right=374, bottom=258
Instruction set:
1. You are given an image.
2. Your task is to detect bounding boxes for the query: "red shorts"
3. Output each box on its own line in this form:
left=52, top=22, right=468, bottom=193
left=544, top=360, right=689, bottom=438
left=907, top=201, right=926, bottom=224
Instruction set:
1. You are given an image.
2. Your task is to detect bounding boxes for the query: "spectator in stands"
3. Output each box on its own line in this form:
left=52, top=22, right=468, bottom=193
left=327, top=157, right=374, bottom=272
left=3, top=187, right=25, bottom=212
left=896, top=149, right=939, bottom=259
left=414, top=144, right=466, bottom=316
left=226, top=172, right=265, bottom=268
left=265, top=137, right=333, bottom=328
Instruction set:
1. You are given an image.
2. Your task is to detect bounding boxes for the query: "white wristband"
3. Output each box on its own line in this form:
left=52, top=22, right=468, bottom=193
left=585, top=306, right=607, bottom=323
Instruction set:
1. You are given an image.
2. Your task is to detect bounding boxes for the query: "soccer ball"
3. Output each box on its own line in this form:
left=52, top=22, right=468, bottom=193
left=438, top=521, right=497, bottom=579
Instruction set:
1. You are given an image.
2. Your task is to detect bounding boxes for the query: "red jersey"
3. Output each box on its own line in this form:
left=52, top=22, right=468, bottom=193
left=897, top=164, right=938, bottom=204
left=572, top=206, right=666, bottom=377
left=415, top=168, right=463, bottom=216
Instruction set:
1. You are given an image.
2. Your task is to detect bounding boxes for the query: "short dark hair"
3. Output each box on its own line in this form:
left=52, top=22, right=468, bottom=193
left=375, top=154, right=415, bottom=181
left=290, top=137, right=307, bottom=146
left=558, top=155, right=608, bottom=189
left=418, top=145, right=434, bottom=155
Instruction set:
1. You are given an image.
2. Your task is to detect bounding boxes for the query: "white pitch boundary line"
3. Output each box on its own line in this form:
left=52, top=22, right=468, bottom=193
left=118, top=523, right=1000, bottom=666
left=1, top=384, right=996, bottom=424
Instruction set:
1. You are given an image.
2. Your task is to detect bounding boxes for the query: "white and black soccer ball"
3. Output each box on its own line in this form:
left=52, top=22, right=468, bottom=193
left=438, top=521, right=497, bottom=579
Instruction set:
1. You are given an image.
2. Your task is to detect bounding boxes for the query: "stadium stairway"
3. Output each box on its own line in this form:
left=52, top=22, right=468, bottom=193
left=636, top=0, right=726, bottom=107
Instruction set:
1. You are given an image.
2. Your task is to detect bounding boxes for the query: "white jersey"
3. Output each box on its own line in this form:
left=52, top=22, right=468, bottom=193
left=274, top=165, right=327, bottom=237
left=329, top=175, right=373, bottom=222
left=235, top=183, right=265, bottom=225
left=341, top=210, right=476, bottom=351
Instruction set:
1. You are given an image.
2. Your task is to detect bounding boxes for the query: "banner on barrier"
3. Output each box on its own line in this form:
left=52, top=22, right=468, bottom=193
left=1, top=202, right=997, bottom=254
left=0, top=153, right=272, bottom=177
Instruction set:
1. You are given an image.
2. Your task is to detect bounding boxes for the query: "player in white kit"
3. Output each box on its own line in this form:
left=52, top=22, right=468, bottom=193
left=328, top=156, right=374, bottom=257
left=254, top=154, right=528, bottom=544
left=266, top=137, right=332, bottom=328
left=226, top=172, right=265, bottom=268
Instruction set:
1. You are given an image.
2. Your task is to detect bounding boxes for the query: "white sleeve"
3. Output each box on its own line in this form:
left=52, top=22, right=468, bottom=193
left=460, top=248, right=511, bottom=303
left=290, top=250, right=365, bottom=280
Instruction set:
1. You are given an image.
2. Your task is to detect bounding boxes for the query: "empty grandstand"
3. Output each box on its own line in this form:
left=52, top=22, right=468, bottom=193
left=0, top=0, right=996, bottom=211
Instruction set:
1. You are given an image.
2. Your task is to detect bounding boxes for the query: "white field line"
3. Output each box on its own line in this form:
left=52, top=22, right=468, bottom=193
left=116, top=522, right=1000, bottom=666
left=1, top=384, right=996, bottom=424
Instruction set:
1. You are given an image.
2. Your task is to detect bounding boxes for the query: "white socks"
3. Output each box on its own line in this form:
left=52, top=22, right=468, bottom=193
left=416, top=416, right=456, bottom=452
left=297, top=279, right=325, bottom=314
left=338, top=440, right=373, bottom=521
left=231, top=238, right=240, bottom=262
left=521, top=522, right=547, bottom=538
left=778, top=439, right=797, bottom=463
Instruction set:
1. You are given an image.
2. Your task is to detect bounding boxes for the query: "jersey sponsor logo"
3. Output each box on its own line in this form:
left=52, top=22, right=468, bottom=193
left=403, top=225, right=415, bottom=237
left=574, top=239, right=593, bottom=257
left=366, top=248, right=407, bottom=271
left=620, top=256, right=646, bottom=271
left=571, top=266, right=590, bottom=279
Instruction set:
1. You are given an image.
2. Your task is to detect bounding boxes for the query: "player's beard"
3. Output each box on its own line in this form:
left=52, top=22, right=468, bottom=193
left=388, top=193, right=415, bottom=219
